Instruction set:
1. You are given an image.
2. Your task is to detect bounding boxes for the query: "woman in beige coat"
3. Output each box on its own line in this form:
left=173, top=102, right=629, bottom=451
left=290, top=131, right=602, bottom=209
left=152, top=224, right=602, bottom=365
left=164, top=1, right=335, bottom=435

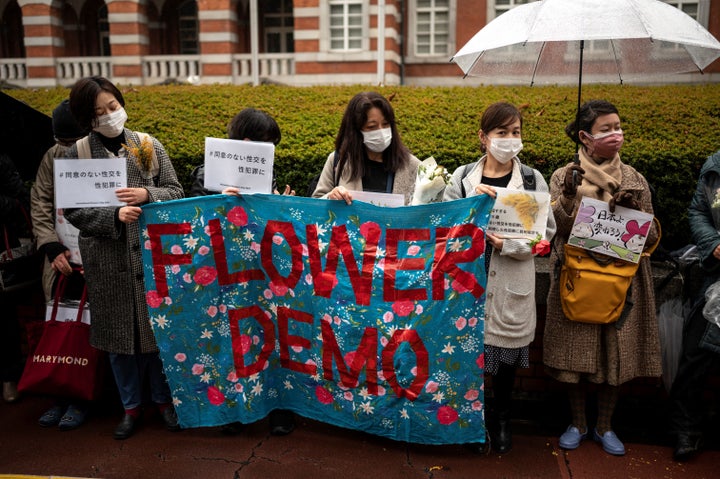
left=543, top=100, right=661, bottom=456
left=311, top=91, right=419, bottom=204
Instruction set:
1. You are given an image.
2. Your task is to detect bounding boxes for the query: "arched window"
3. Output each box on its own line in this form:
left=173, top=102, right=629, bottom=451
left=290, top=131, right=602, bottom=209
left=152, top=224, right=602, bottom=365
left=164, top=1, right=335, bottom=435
left=0, top=0, right=25, bottom=58
left=162, top=0, right=198, bottom=54
left=61, top=3, right=81, bottom=57
left=178, top=0, right=198, bottom=54
left=79, top=0, right=110, bottom=56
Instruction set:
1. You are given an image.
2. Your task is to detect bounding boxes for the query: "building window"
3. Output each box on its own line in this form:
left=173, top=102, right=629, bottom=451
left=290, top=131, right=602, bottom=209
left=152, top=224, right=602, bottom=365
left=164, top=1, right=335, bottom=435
left=0, top=0, right=25, bottom=58
left=664, top=1, right=709, bottom=26
left=329, top=0, right=363, bottom=51
left=264, top=0, right=294, bottom=53
left=178, top=0, right=199, bottom=55
left=415, top=0, right=450, bottom=56
left=491, top=0, right=532, bottom=18
left=98, top=5, right=110, bottom=56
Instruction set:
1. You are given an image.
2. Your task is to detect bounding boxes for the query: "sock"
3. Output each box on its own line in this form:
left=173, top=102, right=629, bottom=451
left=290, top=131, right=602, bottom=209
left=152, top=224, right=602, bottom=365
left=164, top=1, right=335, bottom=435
left=125, top=407, right=141, bottom=418
left=596, top=385, right=619, bottom=434
left=568, top=384, right=587, bottom=434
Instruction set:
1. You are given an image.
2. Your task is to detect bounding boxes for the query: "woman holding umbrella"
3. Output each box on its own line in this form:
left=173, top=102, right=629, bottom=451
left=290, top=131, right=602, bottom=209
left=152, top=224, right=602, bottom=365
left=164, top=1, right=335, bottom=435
left=543, top=99, right=661, bottom=456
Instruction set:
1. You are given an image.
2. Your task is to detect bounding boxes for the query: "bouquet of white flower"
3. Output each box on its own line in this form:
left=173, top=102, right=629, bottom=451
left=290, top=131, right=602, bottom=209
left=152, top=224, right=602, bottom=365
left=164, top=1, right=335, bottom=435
left=411, top=157, right=452, bottom=205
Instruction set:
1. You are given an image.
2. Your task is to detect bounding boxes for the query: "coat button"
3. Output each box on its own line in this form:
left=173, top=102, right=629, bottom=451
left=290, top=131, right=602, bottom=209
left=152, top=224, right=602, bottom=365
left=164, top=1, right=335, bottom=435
left=136, top=273, right=144, bottom=280
left=487, top=292, right=493, bottom=298
left=489, top=270, right=496, bottom=276
left=132, top=243, right=140, bottom=251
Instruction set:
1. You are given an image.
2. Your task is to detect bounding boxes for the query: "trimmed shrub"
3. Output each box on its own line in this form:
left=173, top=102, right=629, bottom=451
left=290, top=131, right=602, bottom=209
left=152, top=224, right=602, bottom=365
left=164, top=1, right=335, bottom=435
left=7, top=83, right=720, bottom=250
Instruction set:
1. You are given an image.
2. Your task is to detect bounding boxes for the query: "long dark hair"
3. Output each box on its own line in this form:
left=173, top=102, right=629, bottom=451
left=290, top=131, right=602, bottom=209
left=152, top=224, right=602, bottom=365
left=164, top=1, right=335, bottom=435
left=334, top=91, right=410, bottom=183
left=565, top=100, right=619, bottom=144
left=69, top=76, right=125, bottom=131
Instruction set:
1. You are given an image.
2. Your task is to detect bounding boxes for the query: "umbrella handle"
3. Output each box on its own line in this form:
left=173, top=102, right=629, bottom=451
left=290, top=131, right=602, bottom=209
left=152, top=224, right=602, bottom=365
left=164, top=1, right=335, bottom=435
left=572, top=152, right=580, bottom=187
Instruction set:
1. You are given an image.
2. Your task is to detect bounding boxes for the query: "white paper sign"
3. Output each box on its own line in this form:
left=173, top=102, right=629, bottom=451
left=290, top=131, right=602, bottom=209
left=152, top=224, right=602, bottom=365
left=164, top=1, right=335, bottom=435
left=567, top=196, right=654, bottom=263
left=203, top=138, right=274, bottom=194
left=55, top=209, right=82, bottom=265
left=486, top=188, right=551, bottom=240
left=54, top=158, right=126, bottom=208
left=349, top=190, right=405, bottom=208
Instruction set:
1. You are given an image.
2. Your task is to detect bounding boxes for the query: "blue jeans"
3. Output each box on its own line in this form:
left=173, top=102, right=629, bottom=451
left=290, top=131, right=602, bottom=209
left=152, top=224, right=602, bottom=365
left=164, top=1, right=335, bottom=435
left=108, top=352, right=171, bottom=410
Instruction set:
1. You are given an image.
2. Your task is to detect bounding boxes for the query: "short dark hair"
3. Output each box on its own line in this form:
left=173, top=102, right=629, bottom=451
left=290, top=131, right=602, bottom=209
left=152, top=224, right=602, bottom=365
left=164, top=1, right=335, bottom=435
left=479, top=102, right=523, bottom=153
left=334, top=91, right=409, bottom=181
left=68, top=76, right=125, bottom=131
left=565, top=100, right=619, bottom=144
left=227, top=108, right=281, bottom=144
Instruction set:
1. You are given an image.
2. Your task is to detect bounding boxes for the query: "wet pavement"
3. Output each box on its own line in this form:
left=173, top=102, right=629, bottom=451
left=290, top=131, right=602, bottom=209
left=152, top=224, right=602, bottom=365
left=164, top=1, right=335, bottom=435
left=1, top=390, right=719, bottom=479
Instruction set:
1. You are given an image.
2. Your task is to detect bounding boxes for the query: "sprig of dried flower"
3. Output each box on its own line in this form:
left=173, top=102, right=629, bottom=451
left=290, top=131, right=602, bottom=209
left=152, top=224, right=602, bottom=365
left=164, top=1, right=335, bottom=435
left=122, top=135, right=154, bottom=172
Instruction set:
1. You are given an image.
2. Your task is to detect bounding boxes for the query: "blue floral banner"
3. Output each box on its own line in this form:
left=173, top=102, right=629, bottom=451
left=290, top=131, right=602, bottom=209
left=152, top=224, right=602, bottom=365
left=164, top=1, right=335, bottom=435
left=139, top=194, right=493, bottom=444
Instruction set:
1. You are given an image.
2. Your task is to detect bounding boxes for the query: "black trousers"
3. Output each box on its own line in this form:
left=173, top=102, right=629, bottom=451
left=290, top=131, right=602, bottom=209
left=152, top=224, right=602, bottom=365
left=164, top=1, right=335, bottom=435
left=669, top=299, right=720, bottom=437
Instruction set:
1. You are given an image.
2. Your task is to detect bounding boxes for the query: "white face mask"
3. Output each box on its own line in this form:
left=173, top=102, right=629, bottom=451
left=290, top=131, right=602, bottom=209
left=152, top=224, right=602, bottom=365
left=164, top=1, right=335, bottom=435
left=93, top=107, right=128, bottom=138
left=362, top=127, right=392, bottom=153
left=489, top=138, right=523, bottom=164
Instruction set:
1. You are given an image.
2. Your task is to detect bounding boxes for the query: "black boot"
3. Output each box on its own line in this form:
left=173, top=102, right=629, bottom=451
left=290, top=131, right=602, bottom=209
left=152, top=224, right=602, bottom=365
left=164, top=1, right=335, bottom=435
left=674, top=434, right=702, bottom=461
left=495, top=411, right=512, bottom=453
left=491, top=364, right=516, bottom=454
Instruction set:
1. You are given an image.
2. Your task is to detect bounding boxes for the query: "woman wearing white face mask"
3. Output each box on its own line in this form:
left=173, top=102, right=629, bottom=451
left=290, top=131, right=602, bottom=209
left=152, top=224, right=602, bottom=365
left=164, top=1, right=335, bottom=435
left=311, top=91, right=419, bottom=205
left=544, top=100, right=660, bottom=457
left=64, top=76, right=184, bottom=440
left=444, top=101, right=556, bottom=454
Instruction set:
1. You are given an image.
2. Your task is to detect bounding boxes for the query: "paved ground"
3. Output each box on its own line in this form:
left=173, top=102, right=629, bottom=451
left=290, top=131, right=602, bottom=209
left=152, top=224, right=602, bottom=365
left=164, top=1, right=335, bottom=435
left=1, top=390, right=719, bottom=479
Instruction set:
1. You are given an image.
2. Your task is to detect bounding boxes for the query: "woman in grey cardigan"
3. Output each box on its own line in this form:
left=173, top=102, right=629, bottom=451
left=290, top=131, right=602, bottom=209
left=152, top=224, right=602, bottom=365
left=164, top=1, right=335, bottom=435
left=445, top=102, right=556, bottom=454
left=311, top=91, right=419, bottom=204
left=64, top=76, right=184, bottom=440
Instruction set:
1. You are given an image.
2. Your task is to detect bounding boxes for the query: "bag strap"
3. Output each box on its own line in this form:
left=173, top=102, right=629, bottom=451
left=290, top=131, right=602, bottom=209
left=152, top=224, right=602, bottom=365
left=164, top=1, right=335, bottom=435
left=2, top=225, right=10, bottom=258
left=49, top=273, right=70, bottom=323
left=75, top=283, right=89, bottom=323
left=76, top=136, right=91, bottom=159
left=459, top=163, right=476, bottom=198
left=520, top=163, right=536, bottom=191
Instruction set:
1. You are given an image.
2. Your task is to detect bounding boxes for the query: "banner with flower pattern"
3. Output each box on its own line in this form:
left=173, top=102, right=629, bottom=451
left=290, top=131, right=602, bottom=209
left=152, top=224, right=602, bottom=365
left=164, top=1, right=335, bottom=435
left=139, top=193, right=493, bottom=444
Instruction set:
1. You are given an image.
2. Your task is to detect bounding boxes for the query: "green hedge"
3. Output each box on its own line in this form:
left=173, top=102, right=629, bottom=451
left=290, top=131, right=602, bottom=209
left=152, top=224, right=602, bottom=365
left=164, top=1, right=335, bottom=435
left=7, top=83, right=720, bottom=250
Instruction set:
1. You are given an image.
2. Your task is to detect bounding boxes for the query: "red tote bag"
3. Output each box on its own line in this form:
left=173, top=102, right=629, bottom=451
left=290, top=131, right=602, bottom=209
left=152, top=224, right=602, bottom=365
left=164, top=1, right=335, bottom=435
left=18, top=275, right=104, bottom=400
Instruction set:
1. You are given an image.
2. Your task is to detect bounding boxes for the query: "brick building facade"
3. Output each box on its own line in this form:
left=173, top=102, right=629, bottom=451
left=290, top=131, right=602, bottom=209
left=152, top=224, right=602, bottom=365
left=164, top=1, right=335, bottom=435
left=1, top=0, right=719, bottom=87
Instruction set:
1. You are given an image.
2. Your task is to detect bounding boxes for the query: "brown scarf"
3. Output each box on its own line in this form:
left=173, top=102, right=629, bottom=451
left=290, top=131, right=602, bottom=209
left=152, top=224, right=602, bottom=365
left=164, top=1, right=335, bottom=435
left=575, top=148, right=622, bottom=202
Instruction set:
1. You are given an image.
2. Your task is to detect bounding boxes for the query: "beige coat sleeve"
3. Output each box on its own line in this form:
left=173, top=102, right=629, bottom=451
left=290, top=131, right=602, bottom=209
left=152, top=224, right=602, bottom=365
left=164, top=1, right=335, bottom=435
left=31, top=146, right=60, bottom=249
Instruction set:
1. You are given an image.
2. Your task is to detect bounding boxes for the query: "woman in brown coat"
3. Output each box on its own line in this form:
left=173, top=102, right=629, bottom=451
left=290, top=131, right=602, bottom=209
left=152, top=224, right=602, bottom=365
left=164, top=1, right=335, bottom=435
left=543, top=100, right=661, bottom=456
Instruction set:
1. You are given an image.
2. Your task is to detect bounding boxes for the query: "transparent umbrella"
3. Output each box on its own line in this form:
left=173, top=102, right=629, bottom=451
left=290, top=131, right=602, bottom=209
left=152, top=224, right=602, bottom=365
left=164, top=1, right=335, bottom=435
left=451, top=0, right=720, bottom=115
